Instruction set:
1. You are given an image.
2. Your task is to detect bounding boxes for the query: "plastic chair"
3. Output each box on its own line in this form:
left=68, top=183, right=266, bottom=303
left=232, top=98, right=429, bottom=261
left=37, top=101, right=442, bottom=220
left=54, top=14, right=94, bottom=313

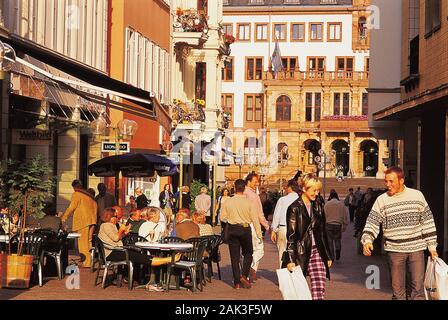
left=202, top=235, right=223, bottom=282
left=166, top=237, right=208, bottom=292
left=10, top=232, right=45, bottom=287
left=161, top=236, right=185, bottom=243
left=92, top=235, right=134, bottom=290
left=122, top=233, right=147, bottom=246
left=40, top=229, right=68, bottom=280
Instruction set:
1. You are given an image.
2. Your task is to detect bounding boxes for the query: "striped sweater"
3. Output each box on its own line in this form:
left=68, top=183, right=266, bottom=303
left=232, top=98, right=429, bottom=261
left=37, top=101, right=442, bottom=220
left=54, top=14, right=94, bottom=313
left=361, top=187, right=437, bottom=253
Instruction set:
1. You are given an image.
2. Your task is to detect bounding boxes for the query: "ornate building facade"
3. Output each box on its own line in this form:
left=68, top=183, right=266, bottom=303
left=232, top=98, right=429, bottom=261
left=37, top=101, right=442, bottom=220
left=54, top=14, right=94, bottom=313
left=221, top=0, right=387, bottom=187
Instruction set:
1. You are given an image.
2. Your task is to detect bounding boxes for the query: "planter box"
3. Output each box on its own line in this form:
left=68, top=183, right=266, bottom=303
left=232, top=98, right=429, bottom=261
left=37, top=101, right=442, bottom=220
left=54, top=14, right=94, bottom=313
left=0, top=253, right=34, bottom=289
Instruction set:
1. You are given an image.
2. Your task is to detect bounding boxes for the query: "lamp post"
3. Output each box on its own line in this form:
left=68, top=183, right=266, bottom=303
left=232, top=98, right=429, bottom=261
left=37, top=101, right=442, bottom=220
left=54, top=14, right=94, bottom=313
left=91, top=114, right=138, bottom=203
left=314, top=149, right=335, bottom=201
left=279, top=146, right=289, bottom=195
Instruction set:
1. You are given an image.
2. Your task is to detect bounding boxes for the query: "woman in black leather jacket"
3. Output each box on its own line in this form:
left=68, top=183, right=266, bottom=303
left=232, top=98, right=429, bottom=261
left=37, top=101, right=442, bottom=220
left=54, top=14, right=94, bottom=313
left=283, top=173, right=333, bottom=300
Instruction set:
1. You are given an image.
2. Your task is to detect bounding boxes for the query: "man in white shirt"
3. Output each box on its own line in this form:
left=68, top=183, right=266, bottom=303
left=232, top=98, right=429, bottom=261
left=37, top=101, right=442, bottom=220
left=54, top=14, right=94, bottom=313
left=244, top=173, right=270, bottom=282
left=195, top=186, right=212, bottom=225
left=139, top=207, right=165, bottom=242
left=271, top=179, right=300, bottom=267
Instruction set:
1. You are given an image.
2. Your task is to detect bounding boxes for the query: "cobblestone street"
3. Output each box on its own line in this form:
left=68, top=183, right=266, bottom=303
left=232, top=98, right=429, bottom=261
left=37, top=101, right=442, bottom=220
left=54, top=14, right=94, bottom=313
left=0, top=224, right=392, bottom=300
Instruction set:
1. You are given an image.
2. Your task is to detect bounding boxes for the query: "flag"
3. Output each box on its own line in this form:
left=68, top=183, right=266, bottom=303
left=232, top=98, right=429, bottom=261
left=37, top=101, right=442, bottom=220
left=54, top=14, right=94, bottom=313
left=271, top=40, right=283, bottom=76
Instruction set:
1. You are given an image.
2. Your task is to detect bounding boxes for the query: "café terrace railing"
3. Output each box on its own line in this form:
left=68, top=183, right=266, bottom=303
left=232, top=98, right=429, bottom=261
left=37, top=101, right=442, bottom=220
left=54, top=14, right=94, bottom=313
left=263, top=70, right=369, bottom=82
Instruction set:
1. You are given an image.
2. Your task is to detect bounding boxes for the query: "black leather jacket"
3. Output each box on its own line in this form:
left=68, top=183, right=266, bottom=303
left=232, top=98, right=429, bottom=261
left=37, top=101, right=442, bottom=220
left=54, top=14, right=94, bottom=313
left=282, top=196, right=333, bottom=279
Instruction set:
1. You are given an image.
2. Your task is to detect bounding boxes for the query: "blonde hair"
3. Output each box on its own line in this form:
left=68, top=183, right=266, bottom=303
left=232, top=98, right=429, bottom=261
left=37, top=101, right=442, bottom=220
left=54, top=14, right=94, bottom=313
left=299, top=173, right=322, bottom=191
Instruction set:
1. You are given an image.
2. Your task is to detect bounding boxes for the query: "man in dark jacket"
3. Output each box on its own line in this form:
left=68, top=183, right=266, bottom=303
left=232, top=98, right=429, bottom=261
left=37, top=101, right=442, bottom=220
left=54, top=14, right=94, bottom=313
left=95, top=183, right=116, bottom=219
left=135, top=187, right=150, bottom=210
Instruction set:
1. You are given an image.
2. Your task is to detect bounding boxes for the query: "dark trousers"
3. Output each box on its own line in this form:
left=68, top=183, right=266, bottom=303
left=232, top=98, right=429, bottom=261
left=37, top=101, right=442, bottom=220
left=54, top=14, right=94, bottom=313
left=348, top=206, right=356, bottom=222
left=107, top=250, right=152, bottom=265
left=387, top=251, right=425, bottom=300
left=227, top=224, right=253, bottom=285
left=205, top=216, right=212, bottom=225
left=325, top=223, right=342, bottom=259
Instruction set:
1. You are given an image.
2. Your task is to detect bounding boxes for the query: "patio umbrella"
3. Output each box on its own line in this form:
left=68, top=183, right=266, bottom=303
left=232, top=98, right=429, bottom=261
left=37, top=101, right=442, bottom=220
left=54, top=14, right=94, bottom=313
left=88, top=153, right=179, bottom=201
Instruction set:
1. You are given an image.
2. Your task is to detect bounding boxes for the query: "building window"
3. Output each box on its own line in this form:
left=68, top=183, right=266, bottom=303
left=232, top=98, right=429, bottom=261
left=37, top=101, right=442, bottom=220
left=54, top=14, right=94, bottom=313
left=365, top=57, right=370, bottom=73
left=333, top=93, right=341, bottom=115
left=362, top=93, right=368, bottom=115
left=237, top=23, right=251, bottom=41
left=246, top=57, right=263, bottom=81
left=221, top=94, right=234, bottom=118
left=314, top=93, right=321, bottom=121
left=244, top=137, right=259, bottom=165
left=281, top=57, right=298, bottom=71
left=195, top=62, right=206, bottom=101
left=305, top=93, right=313, bottom=122
left=425, top=0, right=441, bottom=37
left=273, top=23, right=287, bottom=41
left=222, top=23, right=233, bottom=36
left=276, top=95, right=291, bottom=121
left=310, top=23, right=323, bottom=41
left=328, top=22, right=342, bottom=41
left=278, top=142, right=288, bottom=163
left=222, top=57, right=234, bottom=81
left=307, top=57, right=325, bottom=78
left=336, top=57, right=354, bottom=78
left=291, top=23, right=305, bottom=41
left=409, top=36, right=419, bottom=74
left=245, top=94, right=263, bottom=122
left=358, top=17, right=367, bottom=40
left=343, top=93, right=350, bottom=116
left=255, top=23, right=268, bottom=41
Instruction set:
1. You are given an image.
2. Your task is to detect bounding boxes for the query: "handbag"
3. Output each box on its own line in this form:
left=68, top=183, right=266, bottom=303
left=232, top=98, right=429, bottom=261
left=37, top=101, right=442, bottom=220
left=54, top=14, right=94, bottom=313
left=424, top=257, right=448, bottom=300
left=276, top=266, right=312, bottom=300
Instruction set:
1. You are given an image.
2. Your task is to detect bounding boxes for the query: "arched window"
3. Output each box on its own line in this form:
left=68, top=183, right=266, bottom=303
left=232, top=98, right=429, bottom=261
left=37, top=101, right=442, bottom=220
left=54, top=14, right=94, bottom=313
left=220, top=136, right=233, bottom=165
left=276, top=95, right=291, bottom=121
left=277, top=142, right=288, bottom=163
left=359, top=17, right=367, bottom=40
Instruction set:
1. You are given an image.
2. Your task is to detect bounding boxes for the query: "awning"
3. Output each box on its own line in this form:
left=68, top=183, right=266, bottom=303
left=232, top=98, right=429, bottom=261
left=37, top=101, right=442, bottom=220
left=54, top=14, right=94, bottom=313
left=2, top=33, right=154, bottom=110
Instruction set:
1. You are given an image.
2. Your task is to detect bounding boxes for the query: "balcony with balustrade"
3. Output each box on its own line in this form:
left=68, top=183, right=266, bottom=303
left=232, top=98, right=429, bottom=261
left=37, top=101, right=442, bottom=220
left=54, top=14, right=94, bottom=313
left=173, top=8, right=209, bottom=47
left=263, top=70, right=369, bottom=85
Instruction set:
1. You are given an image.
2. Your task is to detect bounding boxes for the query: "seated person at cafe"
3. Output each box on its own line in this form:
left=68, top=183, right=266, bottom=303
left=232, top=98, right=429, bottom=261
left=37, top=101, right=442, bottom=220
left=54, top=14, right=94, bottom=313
left=192, top=211, right=214, bottom=237
left=139, top=207, right=165, bottom=242
left=175, top=208, right=199, bottom=240
left=112, top=206, right=126, bottom=229
left=148, top=206, right=167, bottom=233
left=126, top=210, right=144, bottom=234
left=98, top=208, right=180, bottom=269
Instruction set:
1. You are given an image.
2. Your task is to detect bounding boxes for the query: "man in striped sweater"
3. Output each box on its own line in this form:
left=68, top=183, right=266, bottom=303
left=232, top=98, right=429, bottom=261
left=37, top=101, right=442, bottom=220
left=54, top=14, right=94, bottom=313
left=361, top=166, right=438, bottom=300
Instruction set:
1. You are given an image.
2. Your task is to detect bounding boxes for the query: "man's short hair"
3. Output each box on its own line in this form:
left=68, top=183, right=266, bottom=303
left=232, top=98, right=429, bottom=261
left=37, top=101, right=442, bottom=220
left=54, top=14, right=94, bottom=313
left=234, top=179, right=246, bottom=193
left=100, top=207, right=116, bottom=222
left=72, top=180, right=82, bottom=188
left=177, top=208, right=191, bottom=219
left=287, top=179, right=300, bottom=193
left=245, top=172, right=258, bottom=184
left=349, top=188, right=354, bottom=192
left=385, top=166, right=405, bottom=180
left=329, top=189, right=339, bottom=200
left=97, top=183, right=107, bottom=193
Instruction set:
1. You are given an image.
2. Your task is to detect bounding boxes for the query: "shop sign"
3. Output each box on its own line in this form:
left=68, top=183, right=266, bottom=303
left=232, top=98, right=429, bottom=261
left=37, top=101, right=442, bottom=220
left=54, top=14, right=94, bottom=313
left=101, top=141, right=130, bottom=153
left=12, top=129, right=53, bottom=145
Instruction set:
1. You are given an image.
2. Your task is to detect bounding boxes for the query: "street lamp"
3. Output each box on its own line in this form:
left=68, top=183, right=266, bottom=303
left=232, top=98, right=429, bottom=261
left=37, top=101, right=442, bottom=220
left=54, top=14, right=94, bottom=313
left=314, top=149, right=336, bottom=200
left=90, top=114, right=139, bottom=202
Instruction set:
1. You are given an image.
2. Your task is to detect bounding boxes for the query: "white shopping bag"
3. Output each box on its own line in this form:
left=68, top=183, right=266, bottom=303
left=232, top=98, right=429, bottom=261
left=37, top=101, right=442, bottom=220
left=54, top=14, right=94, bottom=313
left=276, top=266, right=312, bottom=300
left=424, top=257, right=448, bottom=300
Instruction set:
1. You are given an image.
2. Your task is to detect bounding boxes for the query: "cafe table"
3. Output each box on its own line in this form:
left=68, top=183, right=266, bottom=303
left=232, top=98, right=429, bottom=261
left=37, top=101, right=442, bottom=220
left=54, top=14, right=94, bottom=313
left=134, top=241, right=193, bottom=291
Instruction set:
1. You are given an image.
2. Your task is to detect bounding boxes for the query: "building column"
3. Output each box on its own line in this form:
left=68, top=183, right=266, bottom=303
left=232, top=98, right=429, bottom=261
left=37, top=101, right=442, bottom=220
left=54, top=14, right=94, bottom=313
left=349, top=132, right=355, bottom=177
left=204, top=54, right=219, bottom=136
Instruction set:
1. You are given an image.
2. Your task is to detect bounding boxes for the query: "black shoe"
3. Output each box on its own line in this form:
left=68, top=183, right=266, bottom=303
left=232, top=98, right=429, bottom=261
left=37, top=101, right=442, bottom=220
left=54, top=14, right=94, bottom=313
left=239, top=276, right=252, bottom=289
left=234, top=283, right=241, bottom=289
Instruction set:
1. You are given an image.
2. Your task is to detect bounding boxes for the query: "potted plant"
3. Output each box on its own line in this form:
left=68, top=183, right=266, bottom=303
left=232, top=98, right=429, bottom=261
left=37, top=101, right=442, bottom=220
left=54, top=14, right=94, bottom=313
left=0, top=155, right=56, bottom=288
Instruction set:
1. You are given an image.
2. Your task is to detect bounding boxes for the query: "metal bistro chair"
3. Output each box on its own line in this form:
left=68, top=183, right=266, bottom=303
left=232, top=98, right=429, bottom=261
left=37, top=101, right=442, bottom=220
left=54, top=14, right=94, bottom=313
left=166, top=237, right=207, bottom=293
left=39, top=229, right=68, bottom=280
left=202, top=234, right=223, bottom=282
left=10, top=232, right=45, bottom=287
left=93, top=235, right=134, bottom=291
